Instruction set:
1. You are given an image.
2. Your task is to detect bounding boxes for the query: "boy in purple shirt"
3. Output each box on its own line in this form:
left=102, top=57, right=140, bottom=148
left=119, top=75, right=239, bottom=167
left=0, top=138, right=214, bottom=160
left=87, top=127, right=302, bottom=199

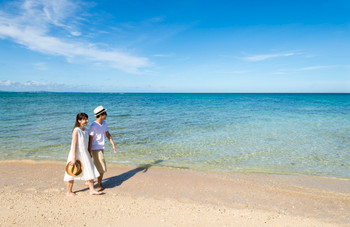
left=88, top=106, right=117, bottom=190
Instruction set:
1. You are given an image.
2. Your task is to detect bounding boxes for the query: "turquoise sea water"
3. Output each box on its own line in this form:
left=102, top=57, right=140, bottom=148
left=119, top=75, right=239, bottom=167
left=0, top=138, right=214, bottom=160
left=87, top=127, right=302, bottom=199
left=0, top=93, right=349, bottom=178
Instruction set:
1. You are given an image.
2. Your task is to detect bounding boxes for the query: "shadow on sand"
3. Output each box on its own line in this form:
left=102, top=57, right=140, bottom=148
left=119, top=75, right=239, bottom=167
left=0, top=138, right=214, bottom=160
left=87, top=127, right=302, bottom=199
left=102, top=159, right=163, bottom=189
left=74, top=160, right=163, bottom=193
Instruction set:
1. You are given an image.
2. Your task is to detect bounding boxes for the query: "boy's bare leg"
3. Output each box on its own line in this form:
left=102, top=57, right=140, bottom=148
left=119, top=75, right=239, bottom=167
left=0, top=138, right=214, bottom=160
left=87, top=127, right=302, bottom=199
left=97, top=174, right=105, bottom=190
left=66, top=180, right=77, bottom=196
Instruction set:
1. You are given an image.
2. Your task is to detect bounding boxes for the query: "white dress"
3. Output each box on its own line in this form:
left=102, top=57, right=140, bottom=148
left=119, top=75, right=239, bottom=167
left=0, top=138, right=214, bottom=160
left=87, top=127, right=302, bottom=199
left=64, top=127, right=100, bottom=181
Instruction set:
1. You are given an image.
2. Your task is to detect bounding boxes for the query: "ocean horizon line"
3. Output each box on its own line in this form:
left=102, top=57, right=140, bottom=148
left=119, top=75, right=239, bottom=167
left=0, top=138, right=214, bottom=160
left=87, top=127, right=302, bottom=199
left=1, top=91, right=349, bottom=94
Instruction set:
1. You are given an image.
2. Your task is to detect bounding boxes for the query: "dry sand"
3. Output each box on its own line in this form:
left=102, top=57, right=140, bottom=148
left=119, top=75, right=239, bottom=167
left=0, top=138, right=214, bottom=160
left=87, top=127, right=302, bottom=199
left=0, top=160, right=349, bottom=226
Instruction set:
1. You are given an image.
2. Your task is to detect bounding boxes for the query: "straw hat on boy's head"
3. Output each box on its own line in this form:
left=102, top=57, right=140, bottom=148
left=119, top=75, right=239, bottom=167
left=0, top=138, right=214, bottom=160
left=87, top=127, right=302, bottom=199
left=66, top=160, right=83, bottom=176
left=94, top=106, right=107, bottom=117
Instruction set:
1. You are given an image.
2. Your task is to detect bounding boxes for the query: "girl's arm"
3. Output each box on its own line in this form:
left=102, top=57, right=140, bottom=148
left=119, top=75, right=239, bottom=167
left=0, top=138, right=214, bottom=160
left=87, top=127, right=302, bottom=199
left=70, top=129, right=78, bottom=165
left=88, top=135, right=93, bottom=157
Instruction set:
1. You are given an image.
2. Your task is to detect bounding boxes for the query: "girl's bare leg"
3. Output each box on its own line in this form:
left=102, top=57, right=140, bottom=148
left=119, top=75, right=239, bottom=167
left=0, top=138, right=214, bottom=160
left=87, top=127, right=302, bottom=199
left=66, top=180, right=77, bottom=196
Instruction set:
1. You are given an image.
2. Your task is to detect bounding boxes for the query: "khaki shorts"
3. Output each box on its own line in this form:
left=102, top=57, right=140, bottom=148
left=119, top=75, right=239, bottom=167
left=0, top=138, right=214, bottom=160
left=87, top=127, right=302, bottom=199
left=91, top=149, right=107, bottom=174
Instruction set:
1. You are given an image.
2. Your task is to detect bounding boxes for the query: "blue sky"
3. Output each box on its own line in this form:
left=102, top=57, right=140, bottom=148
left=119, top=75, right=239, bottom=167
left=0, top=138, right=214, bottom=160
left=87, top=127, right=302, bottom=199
left=0, top=0, right=349, bottom=92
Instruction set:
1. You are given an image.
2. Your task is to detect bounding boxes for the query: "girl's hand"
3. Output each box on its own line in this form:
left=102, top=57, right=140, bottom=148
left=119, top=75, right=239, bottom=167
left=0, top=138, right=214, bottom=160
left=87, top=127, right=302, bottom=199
left=70, top=160, right=76, bottom=166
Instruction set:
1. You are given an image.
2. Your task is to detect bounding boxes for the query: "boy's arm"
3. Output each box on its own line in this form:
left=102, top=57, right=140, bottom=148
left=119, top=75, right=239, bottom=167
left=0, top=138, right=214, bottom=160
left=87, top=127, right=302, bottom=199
left=106, top=131, right=117, bottom=154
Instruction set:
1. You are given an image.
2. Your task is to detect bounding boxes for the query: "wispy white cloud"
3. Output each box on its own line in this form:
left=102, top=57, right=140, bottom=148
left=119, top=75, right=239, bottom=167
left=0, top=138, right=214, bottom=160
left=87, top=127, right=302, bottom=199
left=273, top=71, right=287, bottom=75
left=0, top=80, right=65, bottom=91
left=33, top=62, right=48, bottom=71
left=242, top=52, right=298, bottom=61
left=229, top=70, right=251, bottom=74
left=147, top=17, right=165, bottom=23
left=300, top=65, right=350, bottom=71
left=216, top=70, right=252, bottom=74
left=0, top=0, right=150, bottom=73
left=0, top=80, right=20, bottom=86
left=23, top=81, right=52, bottom=86
left=70, top=31, right=82, bottom=36
left=0, top=80, right=61, bottom=87
left=152, top=54, right=172, bottom=57
left=0, top=80, right=145, bottom=92
left=300, top=65, right=335, bottom=71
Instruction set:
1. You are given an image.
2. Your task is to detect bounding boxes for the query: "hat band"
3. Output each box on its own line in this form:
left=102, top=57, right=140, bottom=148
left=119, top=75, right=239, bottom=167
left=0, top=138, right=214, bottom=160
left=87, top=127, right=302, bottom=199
left=95, top=109, right=106, bottom=116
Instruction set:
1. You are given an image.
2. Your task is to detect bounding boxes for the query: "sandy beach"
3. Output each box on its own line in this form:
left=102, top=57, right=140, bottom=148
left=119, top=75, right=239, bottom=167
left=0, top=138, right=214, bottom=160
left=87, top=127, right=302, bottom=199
left=0, top=160, right=349, bottom=226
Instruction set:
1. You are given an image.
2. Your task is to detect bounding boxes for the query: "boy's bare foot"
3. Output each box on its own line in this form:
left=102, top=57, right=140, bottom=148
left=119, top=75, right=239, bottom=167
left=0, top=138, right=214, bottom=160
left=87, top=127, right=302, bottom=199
left=97, top=185, right=105, bottom=191
left=66, top=192, right=77, bottom=197
left=90, top=191, right=103, bottom=195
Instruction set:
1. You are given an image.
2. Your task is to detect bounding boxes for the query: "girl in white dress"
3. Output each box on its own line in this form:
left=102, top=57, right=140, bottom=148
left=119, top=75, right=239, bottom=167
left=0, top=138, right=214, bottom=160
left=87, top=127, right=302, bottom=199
left=64, top=113, right=102, bottom=196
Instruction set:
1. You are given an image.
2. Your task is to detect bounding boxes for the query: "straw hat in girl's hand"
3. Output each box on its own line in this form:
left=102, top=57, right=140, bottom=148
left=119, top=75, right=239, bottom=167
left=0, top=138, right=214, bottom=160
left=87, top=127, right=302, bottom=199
left=66, top=160, right=83, bottom=176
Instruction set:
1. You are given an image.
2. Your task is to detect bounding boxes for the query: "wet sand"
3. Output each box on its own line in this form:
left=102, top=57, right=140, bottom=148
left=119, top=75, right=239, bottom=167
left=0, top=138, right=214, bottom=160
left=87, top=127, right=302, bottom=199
left=0, top=160, right=349, bottom=226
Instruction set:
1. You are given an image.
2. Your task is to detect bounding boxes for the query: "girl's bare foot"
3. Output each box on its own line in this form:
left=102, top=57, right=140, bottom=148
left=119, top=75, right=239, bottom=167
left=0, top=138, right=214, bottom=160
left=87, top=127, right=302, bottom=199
left=66, top=192, right=77, bottom=197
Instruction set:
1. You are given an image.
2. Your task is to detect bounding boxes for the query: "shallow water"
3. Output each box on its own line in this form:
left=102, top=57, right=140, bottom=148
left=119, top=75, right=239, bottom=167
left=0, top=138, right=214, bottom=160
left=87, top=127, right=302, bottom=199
left=0, top=92, right=349, bottom=178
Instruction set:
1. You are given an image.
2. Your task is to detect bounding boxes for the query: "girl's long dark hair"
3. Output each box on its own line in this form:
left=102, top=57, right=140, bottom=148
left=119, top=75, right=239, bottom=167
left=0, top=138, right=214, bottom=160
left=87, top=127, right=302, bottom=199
left=73, top=113, right=88, bottom=132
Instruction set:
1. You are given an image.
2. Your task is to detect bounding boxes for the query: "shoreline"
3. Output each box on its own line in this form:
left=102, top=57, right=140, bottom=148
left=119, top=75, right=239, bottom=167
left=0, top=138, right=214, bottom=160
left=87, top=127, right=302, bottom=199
left=1, top=160, right=350, bottom=226
left=2, top=158, right=350, bottom=181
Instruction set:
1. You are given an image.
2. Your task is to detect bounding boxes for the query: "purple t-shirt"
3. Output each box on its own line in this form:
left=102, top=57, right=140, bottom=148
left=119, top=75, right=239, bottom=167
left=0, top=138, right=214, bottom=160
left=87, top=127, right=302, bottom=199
left=89, top=121, right=109, bottom=150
